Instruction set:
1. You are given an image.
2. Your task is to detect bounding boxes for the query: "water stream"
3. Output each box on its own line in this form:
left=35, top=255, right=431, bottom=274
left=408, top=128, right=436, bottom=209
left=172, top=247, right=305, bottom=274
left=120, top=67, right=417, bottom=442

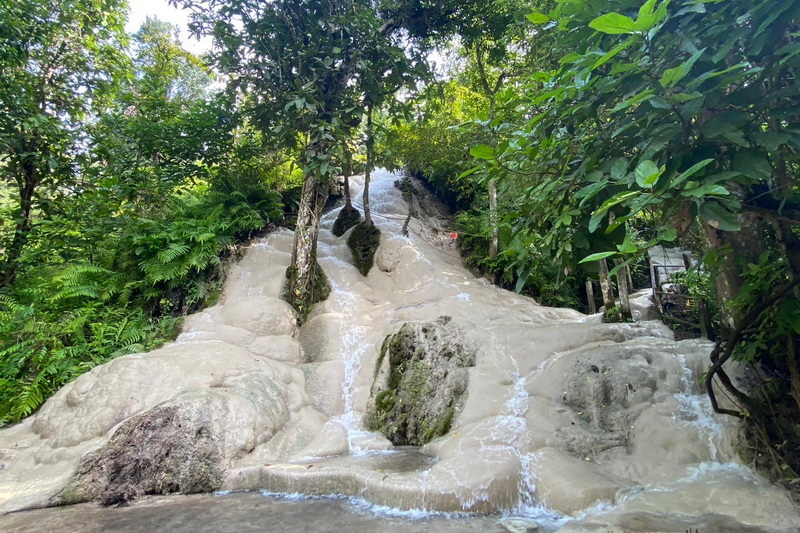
left=0, top=169, right=798, bottom=532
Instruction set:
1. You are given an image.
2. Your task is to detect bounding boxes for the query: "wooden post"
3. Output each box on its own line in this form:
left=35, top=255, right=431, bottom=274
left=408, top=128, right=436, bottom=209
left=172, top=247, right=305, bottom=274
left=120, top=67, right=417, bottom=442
left=625, top=264, right=634, bottom=293
left=586, top=280, right=597, bottom=314
left=615, top=258, right=632, bottom=320
left=598, top=258, right=616, bottom=311
left=488, top=178, right=498, bottom=259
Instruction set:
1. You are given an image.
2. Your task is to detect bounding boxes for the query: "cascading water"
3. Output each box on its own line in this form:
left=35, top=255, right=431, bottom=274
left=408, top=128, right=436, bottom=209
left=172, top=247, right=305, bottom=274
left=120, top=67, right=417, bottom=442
left=1, top=169, right=798, bottom=533
left=314, top=172, right=407, bottom=453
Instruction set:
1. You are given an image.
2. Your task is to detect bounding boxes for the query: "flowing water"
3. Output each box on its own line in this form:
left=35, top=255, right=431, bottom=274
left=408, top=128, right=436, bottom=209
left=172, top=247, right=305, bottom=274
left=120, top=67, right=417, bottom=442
left=1, top=170, right=799, bottom=532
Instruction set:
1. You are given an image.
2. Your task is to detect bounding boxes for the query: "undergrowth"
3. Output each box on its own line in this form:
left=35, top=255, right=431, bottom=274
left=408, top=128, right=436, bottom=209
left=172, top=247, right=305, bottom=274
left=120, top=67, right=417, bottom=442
left=0, top=190, right=282, bottom=424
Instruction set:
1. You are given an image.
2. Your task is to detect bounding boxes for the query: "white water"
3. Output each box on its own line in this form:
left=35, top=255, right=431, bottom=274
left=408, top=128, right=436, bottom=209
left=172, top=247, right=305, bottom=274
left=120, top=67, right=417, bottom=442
left=1, top=169, right=798, bottom=533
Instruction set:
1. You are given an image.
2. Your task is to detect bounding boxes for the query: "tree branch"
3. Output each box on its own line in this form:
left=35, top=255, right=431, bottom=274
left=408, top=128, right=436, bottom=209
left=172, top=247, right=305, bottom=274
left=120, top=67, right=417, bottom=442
left=705, top=276, right=800, bottom=417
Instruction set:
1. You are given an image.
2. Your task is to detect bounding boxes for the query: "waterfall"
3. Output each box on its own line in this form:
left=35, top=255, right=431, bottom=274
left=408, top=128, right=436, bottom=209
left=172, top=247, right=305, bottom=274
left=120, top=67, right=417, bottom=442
left=2, top=169, right=798, bottom=533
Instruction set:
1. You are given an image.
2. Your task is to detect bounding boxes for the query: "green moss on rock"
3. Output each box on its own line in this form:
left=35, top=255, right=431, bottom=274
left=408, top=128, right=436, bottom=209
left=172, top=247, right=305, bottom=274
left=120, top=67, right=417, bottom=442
left=283, top=263, right=331, bottom=323
left=366, top=316, right=475, bottom=446
left=331, top=204, right=361, bottom=237
left=602, top=305, right=633, bottom=323
left=347, top=221, right=381, bottom=276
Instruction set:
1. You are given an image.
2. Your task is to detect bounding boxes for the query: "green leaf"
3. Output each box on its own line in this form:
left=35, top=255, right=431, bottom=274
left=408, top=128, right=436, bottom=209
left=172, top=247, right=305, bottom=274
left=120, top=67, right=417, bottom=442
left=660, top=48, right=706, bottom=88
left=579, top=251, right=617, bottom=264
left=733, top=150, right=772, bottom=182
left=701, top=116, right=749, bottom=147
left=634, top=0, right=667, bottom=31
left=755, top=131, right=789, bottom=152
left=699, top=201, right=740, bottom=231
left=659, top=227, right=678, bottom=242
left=527, top=12, right=551, bottom=24
left=610, top=158, right=628, bottom=180
left=592, top=38, right=634, bottom=70
left=617, top=235, right=639, bottom=254
left=671, top=159, right=714, bottom=188
left=458, top=166, right=481, bottom=179
left=589, top=211, right=606, bottom=233
left=577, top=180, right=609, bottom=207
left=589, top=13, right=637, bottom=35
left=470, top=145, right=495, bottom=160
left=594, top=191, right=640, bottom=217
left=669, top=92, right=702, bottom=104
left=635, top=160, right=663, bottom=188
left=611, top=89, right=655, bottom=113
left=681, top=184, right=729, bottom=198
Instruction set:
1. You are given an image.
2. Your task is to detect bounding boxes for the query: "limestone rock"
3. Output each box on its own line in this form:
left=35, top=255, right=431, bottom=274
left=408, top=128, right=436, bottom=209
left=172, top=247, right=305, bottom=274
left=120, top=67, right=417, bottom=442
left=366, top=316, right=475, bottom=445
left=58, top=373, right=289, bottom=506
left=346, top=222, right=381, bottom=276
left=331, top=204, right=361, bottom=237
left=217, top=296, right=296, bottom=336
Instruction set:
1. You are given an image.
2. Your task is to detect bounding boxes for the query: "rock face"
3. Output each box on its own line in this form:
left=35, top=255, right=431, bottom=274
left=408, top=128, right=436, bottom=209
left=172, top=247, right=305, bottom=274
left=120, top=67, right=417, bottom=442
left=59, top=375, right=290, bottom=506
left=346, top=221, right=381, bottom=276
left=366, top=316, right=475, bottom=445
left=1, top=170, right=798, bottom=532
left=331, top=204, right=361, bottom=237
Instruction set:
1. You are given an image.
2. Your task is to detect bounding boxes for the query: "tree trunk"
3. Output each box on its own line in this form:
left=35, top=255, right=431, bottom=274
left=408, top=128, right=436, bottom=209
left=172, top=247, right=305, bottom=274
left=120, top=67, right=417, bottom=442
left=625, top=264, right=634, bottom=294
left=488, top=178, right=498, bottom=259
left=363, top=104, right=374, bottom=226
left=342, top=140, right=353, bottom=209
left=2, top=164, right=38, bottom=286
left=586, top=279, right=597, bottom=314
left=704, top=211, right=765, bottom=331
left=598, top=258, right=616, bottom=311
left=787, top=335, right=800, bottom=414
left=286, top=164, right=330, bottom=316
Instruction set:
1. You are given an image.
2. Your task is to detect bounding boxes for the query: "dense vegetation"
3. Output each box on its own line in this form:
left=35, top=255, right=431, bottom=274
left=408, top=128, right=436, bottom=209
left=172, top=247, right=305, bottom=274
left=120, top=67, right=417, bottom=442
left=1, top=0, right=799, bottom=491
left=0, top=7, right=293, bottom=422
left=385, top=0, right=800, bottom=486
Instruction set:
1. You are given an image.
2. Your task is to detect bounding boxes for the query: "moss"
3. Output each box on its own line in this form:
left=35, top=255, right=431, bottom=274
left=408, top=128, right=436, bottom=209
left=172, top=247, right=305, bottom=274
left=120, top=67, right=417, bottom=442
left=422, top=406, right=455, bottom=443
left=346, top=221, right=381, bottom=276
left=375, top=390, right=395, bottom=413
left=331, top=204, right=361, bottom=237
left=394, top=177, right=417, bottom=201
left=602, top=305, right=633, bottom=323
left=282, top=263, right=331, bottom=323
left=367, top=319, right=475, bottom=446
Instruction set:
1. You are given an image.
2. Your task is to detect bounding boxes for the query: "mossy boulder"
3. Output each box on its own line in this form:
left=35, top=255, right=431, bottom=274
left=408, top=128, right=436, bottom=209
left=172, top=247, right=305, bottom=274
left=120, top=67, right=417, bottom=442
left=331, top=203, right=361, bottom=237
left=283, top=263, right=330, bottom=322
left=347, top=221, right=381, bottom=276
left=366, top=316, right=476, bottom=446
left=58, top=375, right=290, bottom=506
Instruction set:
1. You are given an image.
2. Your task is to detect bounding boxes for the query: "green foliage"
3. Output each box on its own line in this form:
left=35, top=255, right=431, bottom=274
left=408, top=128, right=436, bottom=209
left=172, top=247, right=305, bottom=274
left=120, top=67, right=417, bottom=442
left=421, top=0, right=800, bottom=483
left=0, top=14, right=293, bottom=423
left=383, top=81, right=490, bottom=207
left=0, top=0, right=130, bottom=284
left=0, top=184, right=280, bottom=424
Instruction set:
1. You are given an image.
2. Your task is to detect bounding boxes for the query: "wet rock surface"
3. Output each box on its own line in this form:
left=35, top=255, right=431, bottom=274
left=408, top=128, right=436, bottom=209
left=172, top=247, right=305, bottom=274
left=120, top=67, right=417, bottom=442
left=58, top=374, right=290, bottom=506
left=331, top=203, right=361, bottom=237
left=1, top=170, right=799, bottom=532
left=366, top=316, right=476, bottom=445
left=346, top=221, right=381, bottom=276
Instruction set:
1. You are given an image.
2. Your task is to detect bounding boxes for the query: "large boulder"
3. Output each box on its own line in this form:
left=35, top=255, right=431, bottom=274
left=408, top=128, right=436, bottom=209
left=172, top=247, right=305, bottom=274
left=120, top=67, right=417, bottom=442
left=366, top=316, right=476, bottom=445
left=57, top=372, right=289, bottom=506
left=331, top=204, right=361, bottom=237
left=347, top=222, right=381, bottom=276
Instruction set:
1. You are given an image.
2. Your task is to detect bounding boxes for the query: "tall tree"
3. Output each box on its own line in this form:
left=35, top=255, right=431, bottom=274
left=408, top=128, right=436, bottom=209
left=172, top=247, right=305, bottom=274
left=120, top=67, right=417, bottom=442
left=0, top=0, right=129, bottom=285
left=177, top=0, right=424, bottom=314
